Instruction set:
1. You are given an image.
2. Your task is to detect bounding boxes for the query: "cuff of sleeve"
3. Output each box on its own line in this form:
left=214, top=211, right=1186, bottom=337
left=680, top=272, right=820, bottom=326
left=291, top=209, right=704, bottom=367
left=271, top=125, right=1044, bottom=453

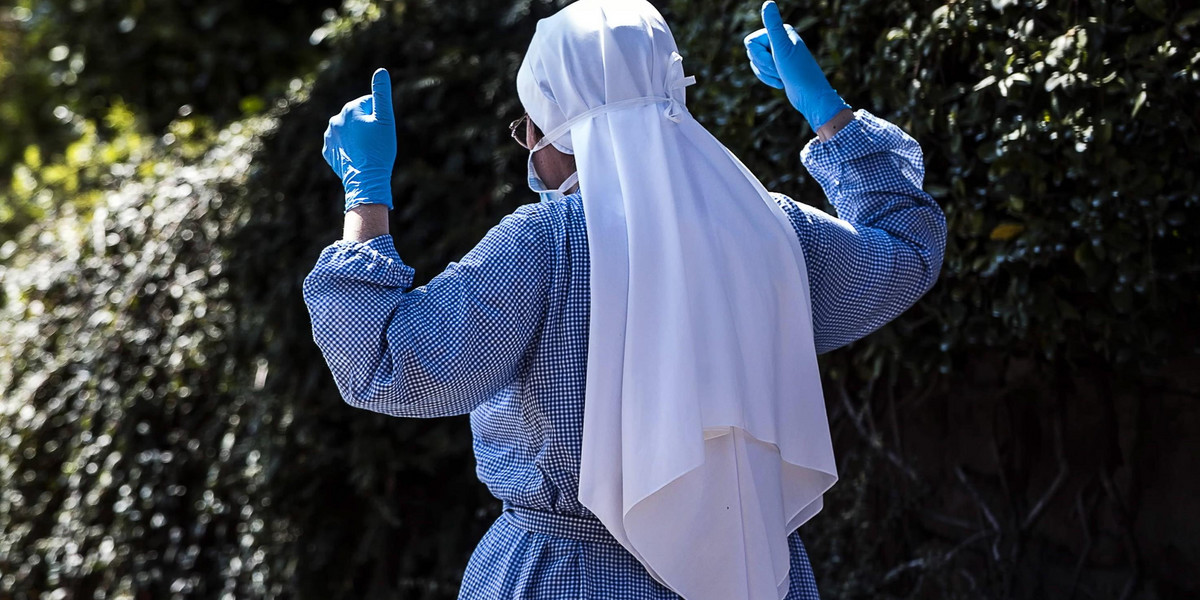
left=800, top=109, right=906, bottom=181
left=315, top=235, right=415, bottom=289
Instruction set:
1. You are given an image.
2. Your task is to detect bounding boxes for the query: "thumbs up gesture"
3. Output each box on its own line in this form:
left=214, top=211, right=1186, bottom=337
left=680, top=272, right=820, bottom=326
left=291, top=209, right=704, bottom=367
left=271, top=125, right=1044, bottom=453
left=743, top=2, right=850, bottom=131
left=322, top=68, right=397, bottom=212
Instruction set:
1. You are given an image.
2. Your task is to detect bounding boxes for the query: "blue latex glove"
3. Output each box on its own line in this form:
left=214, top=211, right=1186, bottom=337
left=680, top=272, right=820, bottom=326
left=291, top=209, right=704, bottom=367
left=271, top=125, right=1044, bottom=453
left=322, top=68, right=397, bottom=212
left=744, top=1, right=850, bottom=130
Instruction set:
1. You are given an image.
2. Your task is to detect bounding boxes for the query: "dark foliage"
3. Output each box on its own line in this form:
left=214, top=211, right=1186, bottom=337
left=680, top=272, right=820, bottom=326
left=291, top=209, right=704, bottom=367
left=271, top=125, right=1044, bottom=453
left=0, top=0, right=340, bottom=238
left=1, top=0, right=1198, bottom=599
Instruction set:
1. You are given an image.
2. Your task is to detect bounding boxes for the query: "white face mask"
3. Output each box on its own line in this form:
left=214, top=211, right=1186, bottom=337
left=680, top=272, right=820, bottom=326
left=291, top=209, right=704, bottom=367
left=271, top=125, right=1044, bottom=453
left=527, top=151, right=579, bottom=201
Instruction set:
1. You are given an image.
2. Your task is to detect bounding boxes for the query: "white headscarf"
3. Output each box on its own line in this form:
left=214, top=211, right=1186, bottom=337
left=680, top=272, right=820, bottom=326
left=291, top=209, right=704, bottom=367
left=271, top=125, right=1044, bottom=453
left=517, top=2, right=837, bottom=598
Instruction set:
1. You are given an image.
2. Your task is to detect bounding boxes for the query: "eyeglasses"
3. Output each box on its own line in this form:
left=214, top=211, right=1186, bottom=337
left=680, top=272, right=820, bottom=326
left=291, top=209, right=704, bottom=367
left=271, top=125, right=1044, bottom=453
left=509, top=113, right=537, bottom=150
left=509, top=114, right=529, bottom=149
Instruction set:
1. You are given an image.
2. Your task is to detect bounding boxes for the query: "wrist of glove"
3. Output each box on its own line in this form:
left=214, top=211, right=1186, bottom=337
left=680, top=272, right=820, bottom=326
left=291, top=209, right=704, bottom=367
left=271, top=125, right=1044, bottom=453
left=322, top=68, right=397, bottom=213
left=744, top=1, right=850, bottom=131
left=341, top=164, right=394, bottom=212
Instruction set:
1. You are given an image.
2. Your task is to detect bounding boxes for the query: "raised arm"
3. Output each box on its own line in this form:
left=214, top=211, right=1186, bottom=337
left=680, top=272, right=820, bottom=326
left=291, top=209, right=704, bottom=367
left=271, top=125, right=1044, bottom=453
left=302, top=203, right=551, bottom=417
left=308, top=67, right=550, bottom=417
left=745, top=1, right=947, bottom=353
left=774, top=111, right=947, bottom=353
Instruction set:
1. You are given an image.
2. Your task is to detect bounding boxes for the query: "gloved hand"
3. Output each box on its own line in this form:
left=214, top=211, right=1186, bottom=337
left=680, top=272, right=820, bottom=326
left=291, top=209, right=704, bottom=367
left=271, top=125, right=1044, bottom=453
left=322, top=68, right=397, bottom=212
left=744, top=1, right=850, bottom=131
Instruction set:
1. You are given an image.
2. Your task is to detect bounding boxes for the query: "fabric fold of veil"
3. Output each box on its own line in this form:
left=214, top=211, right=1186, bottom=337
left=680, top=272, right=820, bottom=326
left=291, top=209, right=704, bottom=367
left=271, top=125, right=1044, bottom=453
left=516, top=1, right=837, bottom=598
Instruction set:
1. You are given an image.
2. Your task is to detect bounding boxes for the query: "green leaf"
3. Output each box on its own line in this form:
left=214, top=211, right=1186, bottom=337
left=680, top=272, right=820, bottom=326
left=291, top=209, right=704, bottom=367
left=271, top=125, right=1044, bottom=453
left=1132, top=90, right=1147, bottom=117
left=990, top=222, right=1025, bottom=241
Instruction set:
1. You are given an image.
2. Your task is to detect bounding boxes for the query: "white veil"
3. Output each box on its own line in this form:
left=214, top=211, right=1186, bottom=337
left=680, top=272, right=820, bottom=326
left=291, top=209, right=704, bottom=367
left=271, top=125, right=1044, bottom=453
left=516, top=2, right=837, bottom=598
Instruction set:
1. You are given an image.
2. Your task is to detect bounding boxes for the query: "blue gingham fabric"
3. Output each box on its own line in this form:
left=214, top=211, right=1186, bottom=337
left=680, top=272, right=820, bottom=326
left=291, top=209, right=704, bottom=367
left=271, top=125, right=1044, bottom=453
left=303, top=109, right=947, bottom=599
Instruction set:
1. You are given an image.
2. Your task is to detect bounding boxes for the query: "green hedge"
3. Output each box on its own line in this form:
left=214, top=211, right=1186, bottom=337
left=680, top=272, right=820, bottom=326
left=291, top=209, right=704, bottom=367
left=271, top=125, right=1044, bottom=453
left=2, top=0, right=1197, bottom=598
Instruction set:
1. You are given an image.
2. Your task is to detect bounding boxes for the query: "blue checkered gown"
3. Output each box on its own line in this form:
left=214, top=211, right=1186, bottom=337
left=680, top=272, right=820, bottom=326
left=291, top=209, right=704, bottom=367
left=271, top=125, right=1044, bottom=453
left=303, top=109, right=947, bottom=599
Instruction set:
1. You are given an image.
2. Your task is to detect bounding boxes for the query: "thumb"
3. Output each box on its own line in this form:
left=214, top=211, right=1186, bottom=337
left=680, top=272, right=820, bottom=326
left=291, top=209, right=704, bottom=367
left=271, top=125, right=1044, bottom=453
left=760, top=1, right=791, bottom=57
left=371, top=68, right=393, bottom=122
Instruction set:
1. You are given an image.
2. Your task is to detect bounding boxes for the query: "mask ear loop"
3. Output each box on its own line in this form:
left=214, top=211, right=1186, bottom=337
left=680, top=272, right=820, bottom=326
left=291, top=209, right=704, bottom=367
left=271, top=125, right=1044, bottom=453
left=527, top=146, right=580, bottom=196
left=556, top=171, right=580, bottom=195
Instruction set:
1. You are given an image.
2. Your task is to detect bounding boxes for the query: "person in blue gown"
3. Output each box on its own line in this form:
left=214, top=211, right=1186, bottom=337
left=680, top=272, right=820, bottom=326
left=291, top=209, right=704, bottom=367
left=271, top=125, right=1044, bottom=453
left=305, top=1, right=947, bottom=597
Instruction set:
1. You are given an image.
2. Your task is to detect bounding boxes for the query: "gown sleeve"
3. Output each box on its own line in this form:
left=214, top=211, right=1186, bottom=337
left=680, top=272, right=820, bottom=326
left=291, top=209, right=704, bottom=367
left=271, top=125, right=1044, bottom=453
left=772, top=109, right=948, bottom=354
left=302, top=202, right=551, bottom=417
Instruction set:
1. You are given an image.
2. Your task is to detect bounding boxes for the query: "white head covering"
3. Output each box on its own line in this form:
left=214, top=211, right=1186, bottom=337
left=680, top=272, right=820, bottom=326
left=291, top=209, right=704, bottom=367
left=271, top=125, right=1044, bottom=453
left=517, top=2, right=837, bottom=598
